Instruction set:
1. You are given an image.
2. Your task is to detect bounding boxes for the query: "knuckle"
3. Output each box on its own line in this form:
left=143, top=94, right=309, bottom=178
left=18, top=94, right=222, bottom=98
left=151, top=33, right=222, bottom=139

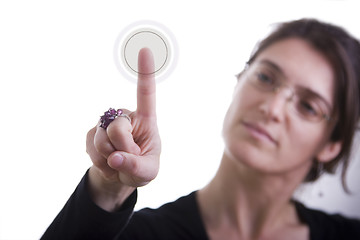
left=108, top=119, right=131, bottom=136
left=86, top=127, right=96, bottom=143
left=93, top=136, right=102, bottom=151
left=106, top=120, right=136, bottom=153
left=94, top=138, right=112, bottom=157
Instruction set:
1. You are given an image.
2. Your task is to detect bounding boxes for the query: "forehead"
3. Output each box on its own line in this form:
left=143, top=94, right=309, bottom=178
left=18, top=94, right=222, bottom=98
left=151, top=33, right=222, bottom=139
left=252, top=38, right=335, bottom=107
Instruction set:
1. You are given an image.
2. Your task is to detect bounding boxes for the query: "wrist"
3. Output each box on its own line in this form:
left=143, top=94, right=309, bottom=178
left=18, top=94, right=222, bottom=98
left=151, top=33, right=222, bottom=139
left=88, top=167, right=136, bottom=212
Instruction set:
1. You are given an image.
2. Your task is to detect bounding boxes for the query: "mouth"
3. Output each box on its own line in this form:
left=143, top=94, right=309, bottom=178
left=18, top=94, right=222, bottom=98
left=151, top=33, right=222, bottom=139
left=242, top=121, right=278, bottom=145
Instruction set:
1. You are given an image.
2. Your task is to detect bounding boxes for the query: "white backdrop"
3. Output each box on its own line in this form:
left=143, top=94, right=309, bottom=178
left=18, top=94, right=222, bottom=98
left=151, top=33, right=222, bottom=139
left=0, top=1, right=359, bottom=239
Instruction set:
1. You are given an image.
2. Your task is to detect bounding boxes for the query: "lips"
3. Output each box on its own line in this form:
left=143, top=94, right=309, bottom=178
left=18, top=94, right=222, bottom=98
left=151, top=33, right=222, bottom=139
left=242, top=121, right=278, bottom=145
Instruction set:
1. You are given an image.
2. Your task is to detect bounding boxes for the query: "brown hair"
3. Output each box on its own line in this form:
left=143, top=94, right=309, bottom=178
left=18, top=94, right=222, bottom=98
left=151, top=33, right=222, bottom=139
left=247, top=19, right=360, bottom=192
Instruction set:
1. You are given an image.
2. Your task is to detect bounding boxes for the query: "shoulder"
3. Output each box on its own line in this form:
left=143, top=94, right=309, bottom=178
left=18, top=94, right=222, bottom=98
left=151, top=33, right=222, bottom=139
left=121, top=191, right=208, bottom=240
left=294, top=201, right=360, bottom=240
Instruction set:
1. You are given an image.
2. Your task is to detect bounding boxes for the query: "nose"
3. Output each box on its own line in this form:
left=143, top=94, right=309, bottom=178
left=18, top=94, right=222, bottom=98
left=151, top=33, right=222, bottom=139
left=259, top=87, right=293, bottom=122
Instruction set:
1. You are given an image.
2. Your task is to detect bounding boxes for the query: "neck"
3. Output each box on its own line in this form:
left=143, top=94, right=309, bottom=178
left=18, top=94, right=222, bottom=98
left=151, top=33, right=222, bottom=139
left=198, top=153, right=310, bottom=239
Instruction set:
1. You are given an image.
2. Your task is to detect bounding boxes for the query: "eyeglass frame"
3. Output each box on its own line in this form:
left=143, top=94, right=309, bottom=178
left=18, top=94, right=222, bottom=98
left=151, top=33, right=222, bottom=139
left=237, top=61, right=334, bottom=123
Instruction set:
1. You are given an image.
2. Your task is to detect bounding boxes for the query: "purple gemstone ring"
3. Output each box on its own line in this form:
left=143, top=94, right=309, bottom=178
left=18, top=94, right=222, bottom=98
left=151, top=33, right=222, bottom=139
left=100, top=108, right=131, bottom=129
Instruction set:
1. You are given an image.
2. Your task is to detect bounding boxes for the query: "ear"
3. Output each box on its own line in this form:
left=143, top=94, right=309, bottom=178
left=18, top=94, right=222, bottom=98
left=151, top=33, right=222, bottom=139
left=316, top=141, right=342, bottom=163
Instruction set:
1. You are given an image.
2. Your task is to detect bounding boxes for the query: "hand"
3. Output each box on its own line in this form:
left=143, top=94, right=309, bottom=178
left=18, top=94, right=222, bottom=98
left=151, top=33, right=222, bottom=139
left=86, top=48, right=161, bottom=211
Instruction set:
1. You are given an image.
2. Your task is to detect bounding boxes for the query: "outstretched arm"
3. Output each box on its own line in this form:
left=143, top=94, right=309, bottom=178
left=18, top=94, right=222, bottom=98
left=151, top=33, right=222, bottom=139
left=87, top=48, right=161, bottom=212
left=41, top=48, right=162, bottom=239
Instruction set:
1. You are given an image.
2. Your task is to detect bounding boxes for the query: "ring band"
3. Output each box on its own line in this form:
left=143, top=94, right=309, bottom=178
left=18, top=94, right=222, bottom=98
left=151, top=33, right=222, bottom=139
left=118, top=113, right=131, bottom=123
left=100, top=108, right=131, bottom=129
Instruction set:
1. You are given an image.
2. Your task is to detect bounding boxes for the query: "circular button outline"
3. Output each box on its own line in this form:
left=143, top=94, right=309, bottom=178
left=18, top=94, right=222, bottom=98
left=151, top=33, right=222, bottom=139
left=114, top=20, right=178, bottom=84
left=123, top=29, right=169, bottom=75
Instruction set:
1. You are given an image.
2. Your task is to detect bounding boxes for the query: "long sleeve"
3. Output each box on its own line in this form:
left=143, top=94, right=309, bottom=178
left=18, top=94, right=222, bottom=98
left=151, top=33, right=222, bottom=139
left=41, top=170, right=137, bottom=240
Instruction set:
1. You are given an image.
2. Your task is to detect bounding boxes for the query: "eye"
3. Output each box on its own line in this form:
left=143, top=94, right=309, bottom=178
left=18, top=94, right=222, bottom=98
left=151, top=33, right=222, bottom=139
left=256, top=72, right=274, bottom=85
left=298, top=100, right=318, bottom=116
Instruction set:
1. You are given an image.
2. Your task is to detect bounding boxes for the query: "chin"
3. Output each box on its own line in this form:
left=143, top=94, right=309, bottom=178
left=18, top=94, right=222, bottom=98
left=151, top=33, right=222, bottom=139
left=223, top=135, right=280, bottom=173
left=223, top=120, right=277, bottom=172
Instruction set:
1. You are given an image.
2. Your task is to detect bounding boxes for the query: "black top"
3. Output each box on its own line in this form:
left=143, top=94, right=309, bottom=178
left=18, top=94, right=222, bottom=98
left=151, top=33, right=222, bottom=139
left=41, top=171, right=360, bottom=240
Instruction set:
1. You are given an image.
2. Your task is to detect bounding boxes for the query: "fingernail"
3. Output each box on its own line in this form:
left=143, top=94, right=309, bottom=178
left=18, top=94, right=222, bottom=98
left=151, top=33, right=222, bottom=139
left=111, top=153, right=124, bottom=167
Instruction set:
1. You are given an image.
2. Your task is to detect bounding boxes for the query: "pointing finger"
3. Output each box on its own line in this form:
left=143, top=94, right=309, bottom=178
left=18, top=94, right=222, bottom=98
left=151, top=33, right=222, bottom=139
left=137, top=48, right=156, bottom=117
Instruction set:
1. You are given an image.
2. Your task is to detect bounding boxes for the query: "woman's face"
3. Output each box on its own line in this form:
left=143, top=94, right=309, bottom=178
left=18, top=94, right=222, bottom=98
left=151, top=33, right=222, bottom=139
left=223, top=38, right=339, bottom=175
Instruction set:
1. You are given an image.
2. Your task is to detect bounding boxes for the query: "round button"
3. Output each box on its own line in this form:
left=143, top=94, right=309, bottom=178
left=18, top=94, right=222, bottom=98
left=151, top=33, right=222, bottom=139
left=123, top=29, right=169, bottom=75
left=114, top=20, right=178, bottom=83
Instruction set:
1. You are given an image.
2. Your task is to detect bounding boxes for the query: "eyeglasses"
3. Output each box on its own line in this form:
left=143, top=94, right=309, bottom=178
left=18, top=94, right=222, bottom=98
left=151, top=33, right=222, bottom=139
left=242, top=63, right=333, bottom=123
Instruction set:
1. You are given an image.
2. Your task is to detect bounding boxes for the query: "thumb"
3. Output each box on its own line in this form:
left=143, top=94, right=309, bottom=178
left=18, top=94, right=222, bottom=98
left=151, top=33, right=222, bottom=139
left=107, top=151, right=159, bottom=185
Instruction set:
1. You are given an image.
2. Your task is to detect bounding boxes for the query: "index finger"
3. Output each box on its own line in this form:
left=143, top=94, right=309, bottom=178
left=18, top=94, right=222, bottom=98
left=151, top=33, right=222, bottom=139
left=137, top=48, right=156, bottom=117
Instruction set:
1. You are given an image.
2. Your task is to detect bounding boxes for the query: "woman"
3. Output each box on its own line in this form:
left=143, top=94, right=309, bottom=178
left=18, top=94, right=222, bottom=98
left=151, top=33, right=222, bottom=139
left=42, top=19, right=360, bottom=239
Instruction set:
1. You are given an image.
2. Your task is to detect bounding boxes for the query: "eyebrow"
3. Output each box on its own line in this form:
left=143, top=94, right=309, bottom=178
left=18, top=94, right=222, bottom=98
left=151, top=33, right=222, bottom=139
left=259, top=59, right=285, bottom=76
left=258, top=59, right=333, bottom=113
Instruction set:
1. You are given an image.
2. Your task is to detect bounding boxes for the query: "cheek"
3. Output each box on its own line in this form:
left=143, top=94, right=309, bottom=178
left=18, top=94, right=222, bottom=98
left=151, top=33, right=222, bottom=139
left=224, top=84, right=255, bottom=122
left=282, top=124, right=326, bottom=165
left=222, top=82, right=267, bottom=147
left=222, top=89, right=277, bottom=170
left=223, top=90, right=247, bottom=137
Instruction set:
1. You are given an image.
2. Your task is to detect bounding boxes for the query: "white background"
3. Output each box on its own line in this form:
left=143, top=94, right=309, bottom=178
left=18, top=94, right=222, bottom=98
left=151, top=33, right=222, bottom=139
left=0, top=1, right=359, bottom=239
